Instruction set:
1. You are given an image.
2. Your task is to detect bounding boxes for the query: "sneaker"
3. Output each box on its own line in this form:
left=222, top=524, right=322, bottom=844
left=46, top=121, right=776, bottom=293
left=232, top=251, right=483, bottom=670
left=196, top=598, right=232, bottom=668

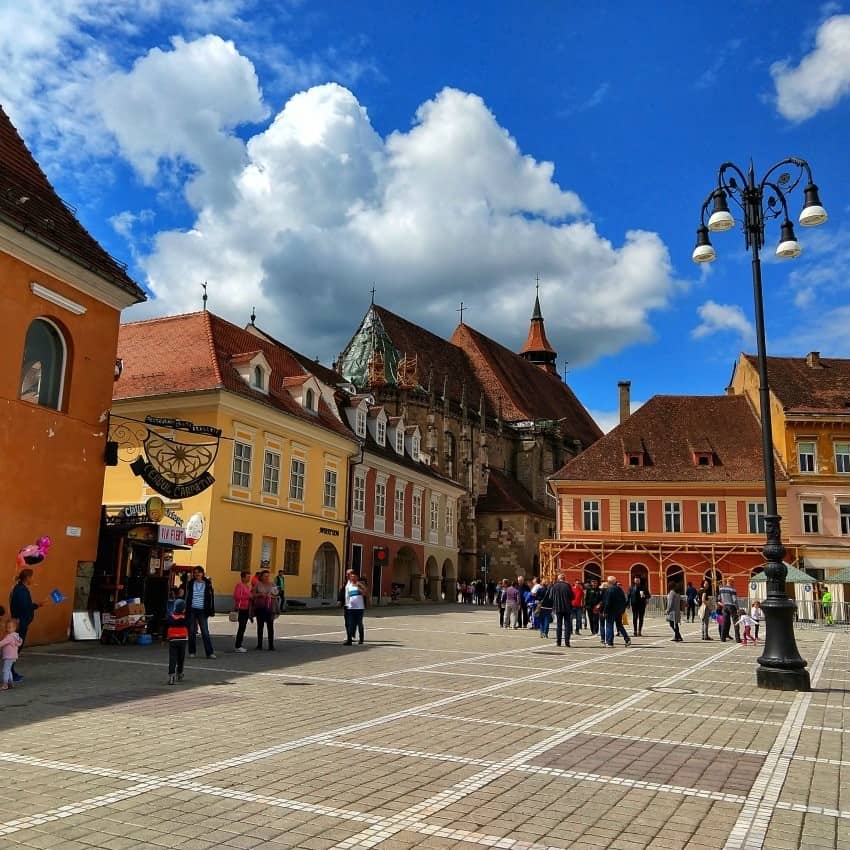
left=235, top=647, right=248, bottom=653
left=625, top=640, right=632, bottom=647
left=177, top=673, right=184, bottom=682
left=358, top=639, right=364, bottom=645
left=168, top=675, right=175, bottom=686
left=11, top=673, right=23, bottom=683
left=207, top=653, right=217, bottom=659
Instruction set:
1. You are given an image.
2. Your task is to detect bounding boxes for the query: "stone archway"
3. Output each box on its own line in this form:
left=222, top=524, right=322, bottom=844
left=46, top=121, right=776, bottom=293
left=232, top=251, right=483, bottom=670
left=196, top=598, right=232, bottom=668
left=425, top=556, right=440, bottom=601
left=392, top=546, right=419, bottom=600
left=442, top=558, right=457, bottom=602
left=584, top=563, right=602, bottom=584
left=630, top=564, right=650, bottom=594
left=666, top=564, right=685, bottom=593
left=311, top=542, right=340, bottom=601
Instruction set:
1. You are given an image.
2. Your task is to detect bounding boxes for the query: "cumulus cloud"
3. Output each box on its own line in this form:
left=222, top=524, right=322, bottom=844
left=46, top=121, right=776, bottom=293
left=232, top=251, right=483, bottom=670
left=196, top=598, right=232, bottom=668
left=691, top=300, right=754, bottom=342
left=130, top=83, right=676, bottom=367
left=772, top=14, right=850, bottom=121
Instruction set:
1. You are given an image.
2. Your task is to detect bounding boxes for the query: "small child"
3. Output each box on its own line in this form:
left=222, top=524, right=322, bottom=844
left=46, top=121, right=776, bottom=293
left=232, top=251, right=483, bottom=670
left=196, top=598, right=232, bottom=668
left=166, top=599, right=189, bottom=685
left=0, top=619, right=23, bottom=690
left=750, top=600, right=763, bottom=641
left=736, top=608, right=757, bottom=645
left=714, top=602, right=724, bottom=639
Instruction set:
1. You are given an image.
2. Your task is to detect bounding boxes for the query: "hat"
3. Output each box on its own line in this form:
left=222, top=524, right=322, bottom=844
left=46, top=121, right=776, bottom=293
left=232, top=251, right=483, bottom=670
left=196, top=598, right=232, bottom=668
left=173, top=599, right=186, bottom=614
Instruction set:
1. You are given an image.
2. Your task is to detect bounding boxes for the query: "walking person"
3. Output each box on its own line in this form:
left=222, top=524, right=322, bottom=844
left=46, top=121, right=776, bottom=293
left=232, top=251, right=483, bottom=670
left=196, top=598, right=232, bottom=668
left=275, top=569, right=287, bottom=611
left=571, top=579, right=584, bottom=635
left=585, top=578, right=602, bottom=637
left=538, top=581, right=553, bottom=638
left=496, top=579, right=507, bottom=627
left=502, top=581, right=521, bottom=629
left=341, top=570, right=367, bottom=644
left=232, top=571, right=252, bottom=652
left=750, top=600, right=764, bottom=640
left=166, top=599, right=189, bottom=685
left=698, top=579, right=714, bottom=640
left=685, top=582, right=698, bottom=623
left=821, top=587, right=833, bottom=625
left=186, top=566, right=216, bottom=659
left=718, top=579, right=741, bottom=643
left=736, top=608, right=757, bottom=645
left=626, top=578, right=649, bottom=637
left=516, top=576, right=530, bottom=628
left=666, top=584, right=683, bottom=642
left=541, top=574, right=574, bottom=648
left=0, top=619, right=23, bottom=690
left=252, top=569, right=279, bottom=650
left=600, top=576, right=631, bottom=647
left=9, top=568, right=48, bottom=682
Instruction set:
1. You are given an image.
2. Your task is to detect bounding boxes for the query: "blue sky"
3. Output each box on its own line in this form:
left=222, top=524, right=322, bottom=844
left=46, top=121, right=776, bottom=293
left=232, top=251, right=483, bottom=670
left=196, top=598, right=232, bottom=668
left=3, top=1, right=849, bottom=430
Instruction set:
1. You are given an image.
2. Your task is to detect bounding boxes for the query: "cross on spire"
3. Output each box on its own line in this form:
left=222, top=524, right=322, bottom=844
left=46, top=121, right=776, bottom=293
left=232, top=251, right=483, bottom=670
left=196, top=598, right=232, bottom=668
left=369, top=285, right=376, bottom=305
left=536, top=273, right=540, bottom=296
left=250, top=306, right=256, bottom=326
left=457, top=301, right=466, bottom=324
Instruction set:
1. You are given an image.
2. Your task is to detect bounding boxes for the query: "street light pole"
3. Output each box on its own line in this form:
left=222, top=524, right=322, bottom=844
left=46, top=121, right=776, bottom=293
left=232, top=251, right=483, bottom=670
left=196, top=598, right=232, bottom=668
left=693, top=157, right=828, bottom=692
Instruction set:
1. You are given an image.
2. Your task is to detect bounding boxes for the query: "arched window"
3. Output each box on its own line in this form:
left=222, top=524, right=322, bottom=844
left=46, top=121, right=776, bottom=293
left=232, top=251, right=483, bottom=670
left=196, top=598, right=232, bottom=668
left=253, top=365, right=264, bottom=389
left=305, top=388, right=315, bottom=410
left=19, top=318, right=66, bottom=410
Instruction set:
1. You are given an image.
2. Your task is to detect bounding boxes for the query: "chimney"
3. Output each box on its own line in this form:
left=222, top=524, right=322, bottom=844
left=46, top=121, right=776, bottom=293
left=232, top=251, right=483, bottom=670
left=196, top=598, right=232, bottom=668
left=806, top=351, right=821, bottom=369
left=618, top=381, right=631, bottom=424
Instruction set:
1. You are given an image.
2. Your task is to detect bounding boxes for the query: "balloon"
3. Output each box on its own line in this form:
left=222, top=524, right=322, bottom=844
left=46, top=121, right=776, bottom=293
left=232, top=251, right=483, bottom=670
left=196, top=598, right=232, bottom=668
left=16, top=536, right=52, bottom=568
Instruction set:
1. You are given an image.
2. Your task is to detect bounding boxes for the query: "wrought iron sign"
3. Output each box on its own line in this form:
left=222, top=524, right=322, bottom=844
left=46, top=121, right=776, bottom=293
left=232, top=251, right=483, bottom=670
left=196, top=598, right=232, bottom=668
left=108, top=415, right=222, bottom=499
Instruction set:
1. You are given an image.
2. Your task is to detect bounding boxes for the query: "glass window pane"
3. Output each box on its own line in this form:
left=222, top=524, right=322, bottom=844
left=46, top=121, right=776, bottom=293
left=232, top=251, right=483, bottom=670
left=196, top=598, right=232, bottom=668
left=19, top=319, right=64, bottom=409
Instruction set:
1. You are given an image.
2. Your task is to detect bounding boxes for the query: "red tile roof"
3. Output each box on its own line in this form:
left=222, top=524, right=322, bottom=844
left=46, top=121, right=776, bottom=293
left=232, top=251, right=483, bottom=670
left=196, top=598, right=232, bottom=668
left=115, top=312, right=355, bottom=441
left=0, top=105, right=144, bottom=302
left=551, top=395, right=786, bottom=482
left=246, top=324, right=344, bottom=387
left=519, top=319, right=556, bottom=356
left=744, top=354, right=850, bottom=414
left=477, top=467, right=551, bottom=516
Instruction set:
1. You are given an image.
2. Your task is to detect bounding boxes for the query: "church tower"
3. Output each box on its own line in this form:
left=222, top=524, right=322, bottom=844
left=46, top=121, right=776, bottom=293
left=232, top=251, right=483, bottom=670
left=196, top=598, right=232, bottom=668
left=518, top=286, right=557, bottom=375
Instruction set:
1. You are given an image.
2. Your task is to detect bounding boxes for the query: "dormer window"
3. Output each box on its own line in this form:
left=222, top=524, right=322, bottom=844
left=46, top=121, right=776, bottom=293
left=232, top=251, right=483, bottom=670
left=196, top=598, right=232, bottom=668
left=625, top=452, right=644, bottom=467
left=355, top=407, right=367, bottom=438
left=232, top=351, right=271, bottom=395
left=396, top=429, right=404, bottom=454
left=693, top=451, right=714, bottom=467
left=412, top=436, right=420, bottom=461
left=305, top=388, right=315, bottom=411
left=253, top=365, right=264, bottom=389
left=376, top=419, right=386, bottom=446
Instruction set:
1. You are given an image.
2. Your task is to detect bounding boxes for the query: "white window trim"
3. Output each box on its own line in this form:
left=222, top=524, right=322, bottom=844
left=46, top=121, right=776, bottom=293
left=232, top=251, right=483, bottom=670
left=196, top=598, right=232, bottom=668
left=395, top=429, right=405, bottom=455
left=262, top=449, right=281, bottom=496
left=582, top=499, right=600, bottom=532
left=289, top=457, right=306, bottom=502
left=323, top=468, right=338, bottom=509
left=376, top=419, right=386, bottom=446
left=663, top=501, right=681, bottom=534
left=747, top=502, right=766, bottom=535
left=834, top=440, right=850, bottom=474
left=412, top=488, right=423, bottom=540
left=231, top=441, right=253, bottom=489
left=355, top=407, right=367, bottom=438
left=30, top=282, right=86, bottom=315
left=21, top=316, right=69, bottom=412
left=797, top=439, right=817, bottom=474
left=699, top=501, right=718, bottom=534
left=801, top=501, right=821, bottom=535
left=628, top=501, right=647, bottom=533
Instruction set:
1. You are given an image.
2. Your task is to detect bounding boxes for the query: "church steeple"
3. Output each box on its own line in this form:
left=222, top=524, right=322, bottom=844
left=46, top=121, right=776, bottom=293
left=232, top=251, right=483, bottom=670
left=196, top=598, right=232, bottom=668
left=519, top=278, right=557, bottom=375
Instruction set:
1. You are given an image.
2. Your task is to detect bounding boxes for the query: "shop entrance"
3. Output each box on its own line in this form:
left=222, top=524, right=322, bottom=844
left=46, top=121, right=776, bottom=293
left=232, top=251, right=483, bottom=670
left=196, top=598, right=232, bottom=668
left=311, top=543, right=340, bottom=601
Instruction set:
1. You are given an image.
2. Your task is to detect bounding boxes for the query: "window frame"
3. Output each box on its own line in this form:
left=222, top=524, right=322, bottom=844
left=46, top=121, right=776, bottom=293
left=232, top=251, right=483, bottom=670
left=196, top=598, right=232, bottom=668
left=582, top=499, right=600, bottom=532
left=699, top=501, right=718, bottom=534
left=231, top=531, right=251, bottom=572
left=231, top=441, right=253, bottom=488
left=396, top=429, right=404, bottom=454
left=376, top=418, right=386, bottom=446
left=747, top=502, right=766, bottom=535
left=798, top=440, right=817, bottom=473
left=353, top=472, right=366, bottom=514
left=663, top=501, right=681, bottom=534
left=18, top=317, right=68, bottom=411
left=283, top=538, right=301, bottom=575
left=802, top=501, right=821, bottom=535
left=262, top=449, right=280, bottom=495
left=430, top=497, right=440, bottom=532
left=355, top=407, right=367, bottom=438
left=412, top=436, right=420, bottom=460
left=835, top=442, right=850, bottom=474
left=374, top=480, right=386, bottom=518
left=839, top=503, right=850, bottom=536
left=412, top=491, right=422, bottom=530
left=394, top=486, right=405, bottom=525
left=289, top=457, right=306, bottom=501
left=446, top=500, right=455, bottom=539
left=628, top=501, right=647, bottom=533
left=323, top=468, right=338, bottom=508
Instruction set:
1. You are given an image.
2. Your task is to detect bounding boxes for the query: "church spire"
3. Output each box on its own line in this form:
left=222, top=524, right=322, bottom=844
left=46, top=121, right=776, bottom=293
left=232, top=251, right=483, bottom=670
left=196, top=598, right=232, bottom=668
left=518, top=277, right=557, bottom=375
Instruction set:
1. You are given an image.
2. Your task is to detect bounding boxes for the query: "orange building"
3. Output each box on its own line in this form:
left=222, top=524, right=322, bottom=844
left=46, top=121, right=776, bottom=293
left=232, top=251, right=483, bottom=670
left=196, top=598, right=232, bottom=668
left=542, top=393, right=795, bottom=593
left=0, top=106, right=145, bottom=643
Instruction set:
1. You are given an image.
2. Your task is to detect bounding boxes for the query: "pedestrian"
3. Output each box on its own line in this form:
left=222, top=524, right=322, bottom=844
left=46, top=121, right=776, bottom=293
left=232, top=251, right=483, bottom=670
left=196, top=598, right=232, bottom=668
left=8, top=568, right=48, bottom=682
left=685, top=582, right=698, bottom=623
left=571, top=579, right=584, bottom=635
left=736, top=608, right=757, bottom=645
left=0, top=619, right=23, bottom=690
left=750, top=600, right=763, bottom=640
left=186, top=566, right=217, bottom=659
left=600, top=576, right=631, bottom=647
left=275, top=569, right=287, bottom=611
left=496, top=579, right=506, bottom=627
left=232, top=570, right=252, bottom=652
left=341, top=570, right=367, bottom=645
left=166, top=599, right=189, bottom=685
left=626, top=577, right=649, bottom=637
left=718, top=579, right=741, bottom=643
left=502, top=581, right=521, bottom=629
left=541, top=573, right=574, bottom=648
left=698, top=580, right=714, bottom=640
left=516, top=576, right=530, bottom=628
left=252, top=569, right=279, bottom=650
left=666, top=584, right=683, bottom=642
left=487, top=580, right=497, bottom=606
left=821, top=587, right=833, bottom=625
left=537, top=580, right=552, bottom=638
left=585, top=578, right=602, bottom=636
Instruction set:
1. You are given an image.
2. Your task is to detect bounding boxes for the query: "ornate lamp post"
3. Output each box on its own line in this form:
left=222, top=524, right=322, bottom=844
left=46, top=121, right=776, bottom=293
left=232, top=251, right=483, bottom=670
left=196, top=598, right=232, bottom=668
left=693, top=157, right=828, bottom=691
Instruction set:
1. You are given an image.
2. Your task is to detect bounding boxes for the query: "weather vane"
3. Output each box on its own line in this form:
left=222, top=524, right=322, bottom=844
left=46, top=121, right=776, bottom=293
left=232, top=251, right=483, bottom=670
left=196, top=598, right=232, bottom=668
left=201, top=281, right=208, bottom=311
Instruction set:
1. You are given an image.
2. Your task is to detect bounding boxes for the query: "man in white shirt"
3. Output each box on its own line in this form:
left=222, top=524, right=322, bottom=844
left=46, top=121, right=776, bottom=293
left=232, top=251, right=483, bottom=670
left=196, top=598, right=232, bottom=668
left=341, top=570, right=367, bottom=645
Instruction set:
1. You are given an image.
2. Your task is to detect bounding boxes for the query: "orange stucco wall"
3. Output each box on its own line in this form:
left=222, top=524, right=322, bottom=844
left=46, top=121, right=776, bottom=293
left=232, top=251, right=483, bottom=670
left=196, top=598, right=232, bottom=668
left=0, top=251, right=121, bottom=644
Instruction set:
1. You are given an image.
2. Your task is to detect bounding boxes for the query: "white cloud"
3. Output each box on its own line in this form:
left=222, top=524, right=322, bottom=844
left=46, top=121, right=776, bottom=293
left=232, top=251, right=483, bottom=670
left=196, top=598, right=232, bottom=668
left=589, top=401, right=645, bottom=435
left=772, top=14, right=850, bottom=121
left=129, top=84, right=677, bottom=367
left=692, top=300, right=754, bottom=342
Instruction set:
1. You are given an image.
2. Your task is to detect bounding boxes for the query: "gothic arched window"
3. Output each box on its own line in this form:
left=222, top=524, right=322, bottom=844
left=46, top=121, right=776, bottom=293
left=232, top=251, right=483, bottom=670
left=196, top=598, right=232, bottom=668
left=19, top=318, right=67, bottom=410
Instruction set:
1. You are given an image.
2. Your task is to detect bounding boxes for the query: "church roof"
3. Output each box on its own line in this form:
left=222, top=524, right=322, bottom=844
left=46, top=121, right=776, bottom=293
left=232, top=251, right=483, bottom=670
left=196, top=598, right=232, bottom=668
left=476, top=468, right=551, bottom=517
left=519, top=294, right=556, bottom=356
left=0, top=104, right=144, bottom=302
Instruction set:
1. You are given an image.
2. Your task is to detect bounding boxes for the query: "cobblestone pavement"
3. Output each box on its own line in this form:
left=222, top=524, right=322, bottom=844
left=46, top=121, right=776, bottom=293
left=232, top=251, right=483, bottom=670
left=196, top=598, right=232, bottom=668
left=0, top=607, right=847, bottom=849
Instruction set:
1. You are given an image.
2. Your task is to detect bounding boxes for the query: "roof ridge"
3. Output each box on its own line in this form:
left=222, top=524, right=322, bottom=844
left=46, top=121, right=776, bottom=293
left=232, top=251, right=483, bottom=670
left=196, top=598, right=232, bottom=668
left=121, top=310, right=207, bottom=327
left=202, top=311, right=224, bottom=387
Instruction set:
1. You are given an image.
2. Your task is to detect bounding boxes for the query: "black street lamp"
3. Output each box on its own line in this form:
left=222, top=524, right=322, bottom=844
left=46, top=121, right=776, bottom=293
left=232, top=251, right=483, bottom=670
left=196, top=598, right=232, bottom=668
left=693, top=157, right=828, bottom=692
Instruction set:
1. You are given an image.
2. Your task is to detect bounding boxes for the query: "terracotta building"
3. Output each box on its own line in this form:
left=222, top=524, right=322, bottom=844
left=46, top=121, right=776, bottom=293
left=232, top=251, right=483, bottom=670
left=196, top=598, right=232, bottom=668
left=0, top=105, right=145, bottom=642
left=543, top=393, right=796, bottom=593
left=336, top=296, right=601, bottom=581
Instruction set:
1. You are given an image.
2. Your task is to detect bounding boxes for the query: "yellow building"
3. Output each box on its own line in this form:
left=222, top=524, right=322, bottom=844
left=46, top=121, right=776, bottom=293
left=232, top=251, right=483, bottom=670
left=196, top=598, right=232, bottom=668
left=101, top=311, right=359, bottom=607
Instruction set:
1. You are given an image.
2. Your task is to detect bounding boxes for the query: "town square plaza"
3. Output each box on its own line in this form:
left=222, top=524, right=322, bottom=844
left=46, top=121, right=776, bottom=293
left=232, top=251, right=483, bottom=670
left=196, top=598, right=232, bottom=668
left=0, top=606, right=848, bottom=850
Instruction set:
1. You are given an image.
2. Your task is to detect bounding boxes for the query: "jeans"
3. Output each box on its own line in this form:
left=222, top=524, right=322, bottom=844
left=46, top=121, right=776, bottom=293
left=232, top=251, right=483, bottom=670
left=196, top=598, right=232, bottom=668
left=10, top=624, right=28, bottom=679
left=754, top=622, right=761, bottom=640
left=603, top=614, right=631, bottom=646
left=346, top=608, right=365, bottom=643
left=668, top=619, right=682, bottom=640
left=721, top=605, right=740, bottom=642
left=498, top=605, right=505, bottom=627
left=504, top=603, right=519, bottom=629
left=539, top=610, right=552, bottom=637
left=235, top=609, right=250, bottom=648
left=187, top=608, right=214, bottom=656
left=554, top=611, right=572, bottom=646
left=255, top=607, right=275, bottom=648
left=631, top=605, right=645, bottom=636
left=572, top=606, right=583, bottom=633
left=168, top=641, right=186, bottom=675
left=587, top=609, right=599, bottom=635
left=700, top=605, right=713, bottom=638
left=1, top=659, right=13, bottom=685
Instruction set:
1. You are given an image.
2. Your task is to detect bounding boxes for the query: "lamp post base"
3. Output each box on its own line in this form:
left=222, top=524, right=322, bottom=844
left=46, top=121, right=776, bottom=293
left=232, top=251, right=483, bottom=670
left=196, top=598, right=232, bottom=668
left=756, top=665, right=811, bottom=692
left=757, top=594, right=810, bottom=692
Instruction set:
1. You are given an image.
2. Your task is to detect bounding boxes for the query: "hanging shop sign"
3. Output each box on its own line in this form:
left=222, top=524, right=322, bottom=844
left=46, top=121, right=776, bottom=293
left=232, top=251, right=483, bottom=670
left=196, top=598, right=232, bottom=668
left=109, top=415, right=221, bottom=499
left=184, top=513, right=205, bottom=545
left=158, top=525, right=186, bottom=546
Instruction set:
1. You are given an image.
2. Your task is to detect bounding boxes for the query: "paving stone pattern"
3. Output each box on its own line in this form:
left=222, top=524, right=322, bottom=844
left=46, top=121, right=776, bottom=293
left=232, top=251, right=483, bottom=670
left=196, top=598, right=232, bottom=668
left=0, top=607, right=846, bottom=849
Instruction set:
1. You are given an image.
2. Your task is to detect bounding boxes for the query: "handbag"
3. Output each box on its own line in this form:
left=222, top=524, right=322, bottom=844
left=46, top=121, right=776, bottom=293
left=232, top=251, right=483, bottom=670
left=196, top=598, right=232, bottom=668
left=697, top=603, right=707, bottom=620
left=228, top=610, right=238, bottom=623
left=621, top=612, right=629, bottom=626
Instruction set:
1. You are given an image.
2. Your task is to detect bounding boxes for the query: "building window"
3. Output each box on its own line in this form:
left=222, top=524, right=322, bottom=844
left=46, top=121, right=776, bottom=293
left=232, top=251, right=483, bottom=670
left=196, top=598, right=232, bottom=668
left=355, top=407, right=367, bottom=437
left=412, top=492, right=422, bottom=528
left=231, top=531, right=251, bottom=572
left=351, top=544, right=363, bottom=574
left=376, top=419, right=386, bottom=445
left=629, top=501, right=646, bottom=533
left=663, top=502, right=681, bottom=533
left=262, top=450, right=280, bottom=495
left=394, top=487, right=405, bottom=524
left=835, top=443, right=850, bottom=474
left=323, top=469, right=337, bottom=508
left=253, top=365, right=264, bottom=389
left=446, top=501, right=455, bottom=538
left=18, top=318, right=67, bottom=410
left=396, top=430, right=404, bottom=454
left=305, top=388, right=315, bottom=410
left=232, top=442, right=252, bottom=488
left=798, top=441, right=816, bottom=473
left=840, top=504, right=850, bottom=536
left=430, top=497, right=439, bottom=532
left=802, top=502, right=820, bottom=534
left=412, top=436, right=420, bottom=460
left=582, top=500, right=600, bottom=532
left=747, top=502, right=766, bottom=535
left=289, top=458, right=305, bottom=501
left=375, top=481, right=386, bottom=518
left=283, top=539, right=300, bottom=575
left=353, top=473, right=366, bottom=513
left=699, top=502, right=717, bottom=534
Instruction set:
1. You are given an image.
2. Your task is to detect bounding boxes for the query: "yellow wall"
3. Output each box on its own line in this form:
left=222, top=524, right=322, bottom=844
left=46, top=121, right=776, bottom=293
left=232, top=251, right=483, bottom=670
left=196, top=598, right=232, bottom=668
left=730, top=355, right=788, bottom=465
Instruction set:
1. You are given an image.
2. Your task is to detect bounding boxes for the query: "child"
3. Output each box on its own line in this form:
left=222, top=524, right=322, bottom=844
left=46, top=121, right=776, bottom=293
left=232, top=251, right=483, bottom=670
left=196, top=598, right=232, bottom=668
left=750, top=600, right=763, bottom=641
left=736, top=608, right=757, bottom=645
left=714, top=602, right=724, bottom=640
left=0, top=619, right=23, bottom=690
left=166, top=600, right=189, bottom=685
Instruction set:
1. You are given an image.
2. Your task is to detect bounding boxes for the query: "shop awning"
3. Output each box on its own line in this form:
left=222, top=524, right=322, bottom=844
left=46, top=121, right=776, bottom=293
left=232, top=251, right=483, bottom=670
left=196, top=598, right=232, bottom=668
left=825, top=566, right=850, bottom=584
left=750, top=562, right=818, bottom=584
